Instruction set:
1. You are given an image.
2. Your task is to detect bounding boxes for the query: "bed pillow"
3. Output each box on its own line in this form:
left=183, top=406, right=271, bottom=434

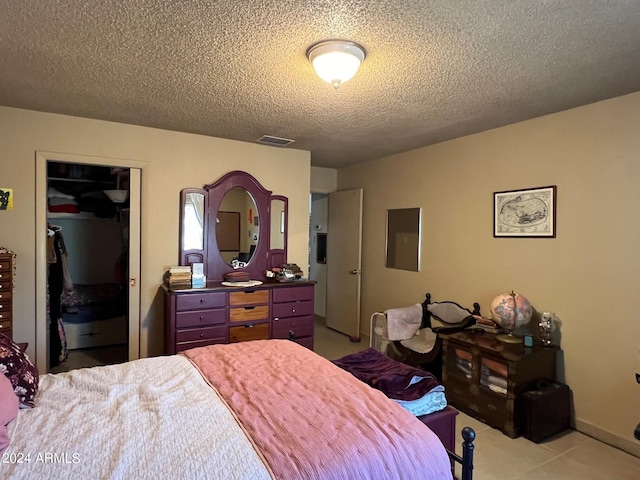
left=0, top=333, right=39, bottom=407
left=0, top=372, right=19, bottom=453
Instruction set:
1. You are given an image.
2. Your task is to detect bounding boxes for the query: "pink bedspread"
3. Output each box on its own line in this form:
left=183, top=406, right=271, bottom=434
left=182, top=340, right=453, bottom=480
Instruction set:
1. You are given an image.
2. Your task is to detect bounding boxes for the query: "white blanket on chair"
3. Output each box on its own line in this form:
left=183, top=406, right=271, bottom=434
left=385, top=303, right=423, bottom=341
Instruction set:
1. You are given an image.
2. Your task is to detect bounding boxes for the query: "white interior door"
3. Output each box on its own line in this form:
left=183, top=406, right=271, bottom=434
left=127, top=167, right=141, bottom=361
left=326, top=188, right=363, bottom=339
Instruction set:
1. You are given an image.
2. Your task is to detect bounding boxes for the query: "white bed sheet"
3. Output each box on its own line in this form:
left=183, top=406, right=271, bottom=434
left=1, top=356, right=271, bottom=480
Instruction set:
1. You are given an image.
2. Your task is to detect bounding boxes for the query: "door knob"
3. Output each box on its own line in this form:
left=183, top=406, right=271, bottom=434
left=349, top=269, right=360, bottom=275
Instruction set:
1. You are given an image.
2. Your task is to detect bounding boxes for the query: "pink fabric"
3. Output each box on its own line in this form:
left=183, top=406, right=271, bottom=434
left=0, top=372, right=19, bottom=454
left=182, top=340, right=453, bottom=480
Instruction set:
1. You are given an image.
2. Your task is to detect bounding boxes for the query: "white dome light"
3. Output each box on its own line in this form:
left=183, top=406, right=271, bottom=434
left=307, top=40, right=366, bottom=88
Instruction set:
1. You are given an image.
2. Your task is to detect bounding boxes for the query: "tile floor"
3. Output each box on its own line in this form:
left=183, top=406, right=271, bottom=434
left=313, top=317, right=640, bottom=480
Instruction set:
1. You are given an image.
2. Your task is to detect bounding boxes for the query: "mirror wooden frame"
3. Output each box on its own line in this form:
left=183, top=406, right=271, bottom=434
left=179, top=171, right=288, bottom=282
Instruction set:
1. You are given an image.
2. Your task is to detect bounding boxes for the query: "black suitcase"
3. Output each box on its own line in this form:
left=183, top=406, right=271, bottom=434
left=521, top=381, right=570, bottom=443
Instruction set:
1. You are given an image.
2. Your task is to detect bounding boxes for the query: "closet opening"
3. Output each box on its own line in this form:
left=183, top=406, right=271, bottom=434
left=46, top=161, right=130, bottom=373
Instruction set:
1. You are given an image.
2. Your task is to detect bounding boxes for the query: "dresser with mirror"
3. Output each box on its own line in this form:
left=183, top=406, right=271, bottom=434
left=163, top=171, right=315, bottom=354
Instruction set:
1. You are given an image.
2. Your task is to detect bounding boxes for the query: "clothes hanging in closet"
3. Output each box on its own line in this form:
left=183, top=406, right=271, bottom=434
left=48, top=228, right=69, bottom=366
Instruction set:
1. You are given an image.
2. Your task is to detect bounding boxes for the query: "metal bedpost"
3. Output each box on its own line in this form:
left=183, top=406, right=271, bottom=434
left=461, top=427, right=476, bottom=480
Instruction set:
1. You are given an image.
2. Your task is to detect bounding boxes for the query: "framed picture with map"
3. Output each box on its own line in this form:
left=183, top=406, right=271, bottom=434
left=494, top=186, right=556, bottom=237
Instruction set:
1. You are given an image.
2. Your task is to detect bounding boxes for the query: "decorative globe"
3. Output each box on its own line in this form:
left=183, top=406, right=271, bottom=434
left=490, top=291, right=532, bottom=335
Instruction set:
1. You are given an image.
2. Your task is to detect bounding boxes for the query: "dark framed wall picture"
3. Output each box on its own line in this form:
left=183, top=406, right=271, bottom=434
left=494, top=186, right=557, bottom=238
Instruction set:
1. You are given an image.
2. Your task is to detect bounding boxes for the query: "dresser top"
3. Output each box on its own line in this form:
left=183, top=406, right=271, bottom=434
left=441, top=330, right=558, bottom=361
left=163, top=279, right=316, bottom=294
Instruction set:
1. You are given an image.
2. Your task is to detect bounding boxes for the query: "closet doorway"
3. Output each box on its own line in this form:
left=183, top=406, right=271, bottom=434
left=35, top=152, right=144, bottom=374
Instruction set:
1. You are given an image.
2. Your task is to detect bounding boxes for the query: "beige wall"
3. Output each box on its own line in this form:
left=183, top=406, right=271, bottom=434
left=310, top=166, right=337, bottom=193
left=0, top=106, right=311, bottom=361
left=338, top=92, right=640, bottom=455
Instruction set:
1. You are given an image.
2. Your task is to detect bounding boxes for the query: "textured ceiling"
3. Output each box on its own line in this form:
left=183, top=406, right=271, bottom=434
left=1, top=1, right=639, bottom=168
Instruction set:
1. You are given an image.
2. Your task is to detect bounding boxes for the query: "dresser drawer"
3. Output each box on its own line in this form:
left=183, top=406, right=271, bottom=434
left=0, top=310, right=11, bottom=321
left=0, top=290, right=11, bottom=301
left=0, top=270, right=12, bottom=281
left=175, top=292, right=226, bottom=311
left=176, top=325, right=227, bottom=343
left=0, top=319, right=12, bottom=332
left=176, top=309, right=226, bottom=328
left=176, top=338, right=226, bottom=353
left=229, top=305, right=269, bottom=322
left=0, top=281, right=11, bottom=292
left=229, top=290, right=269, bottom=306
left=229, top=322, right=269, bottom=343
left=0, top=258, right=11, bottom=271
left=272, top=285, right=314, bottom=303
left=272, top=314, right=314, bottom=339
left=272, top=300, right=313, bottom=319
left=0, top=298, right=11, bottom=314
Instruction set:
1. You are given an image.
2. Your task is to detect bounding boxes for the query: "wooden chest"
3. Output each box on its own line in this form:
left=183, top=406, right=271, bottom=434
left=441, top=330, right=557, bottom=438
left=0, top=251, right=15, bottom=339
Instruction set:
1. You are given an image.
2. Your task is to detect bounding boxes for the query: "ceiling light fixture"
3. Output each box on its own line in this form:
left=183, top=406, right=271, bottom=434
left=306, top=40, right=366, bottom=88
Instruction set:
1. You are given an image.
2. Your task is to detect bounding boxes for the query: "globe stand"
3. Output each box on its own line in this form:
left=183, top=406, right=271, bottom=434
left=496, top=330, right=522, bottom=343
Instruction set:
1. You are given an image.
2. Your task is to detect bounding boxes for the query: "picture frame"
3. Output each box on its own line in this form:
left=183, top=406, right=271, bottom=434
left=494, top=186, right=556, bottom=237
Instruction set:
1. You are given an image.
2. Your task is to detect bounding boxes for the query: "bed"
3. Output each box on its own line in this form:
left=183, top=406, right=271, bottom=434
left=1, top=338, right=474, bottom=479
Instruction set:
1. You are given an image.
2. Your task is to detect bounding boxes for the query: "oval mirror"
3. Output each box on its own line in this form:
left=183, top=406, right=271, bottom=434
left=216, top=187, right=258, bottom=266
left=182, top=192, right=205, bottom=251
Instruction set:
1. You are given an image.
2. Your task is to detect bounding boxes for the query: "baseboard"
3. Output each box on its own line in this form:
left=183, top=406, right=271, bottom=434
left=575, top=419, right=640, bottom=458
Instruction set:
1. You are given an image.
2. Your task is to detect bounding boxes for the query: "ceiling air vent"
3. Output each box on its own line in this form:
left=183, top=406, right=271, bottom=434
left=256, top=135, right=295, bottom=147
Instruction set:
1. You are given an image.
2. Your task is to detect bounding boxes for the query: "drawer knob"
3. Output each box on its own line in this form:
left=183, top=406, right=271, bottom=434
left=292, top=308, right=296, bottom=313
left=200, top=332, right=204, bottom=338
left=199, top=316, right=204, bottom=320
left=200, top=299, right=205, bottom=303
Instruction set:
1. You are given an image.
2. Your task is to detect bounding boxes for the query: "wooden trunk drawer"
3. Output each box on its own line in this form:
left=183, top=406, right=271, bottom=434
left=176, top=325, right=227, bottom=343
left=229, top=305, right=269, bottom=322
left=176, top=309, right=226, bottom=328
left=229, top=290, right=269, bottom=306
left=272, top=300, right=313, bottom=319
left=272, top=314, right=314, bottom=339
left=0, top=299, right=11, bottom=314
left=229, top=322, right=269, bottom=343
left=272, top=285, right=314, bottom=303
left=175, top=292, right=226, bottom=311
left=176, top=338, right=226, bottom=353
left=446, top=377, right=510, bottom=428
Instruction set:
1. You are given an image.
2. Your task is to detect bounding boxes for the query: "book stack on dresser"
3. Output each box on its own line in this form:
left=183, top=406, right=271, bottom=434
left=163, top=266, right=192, bottom=288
